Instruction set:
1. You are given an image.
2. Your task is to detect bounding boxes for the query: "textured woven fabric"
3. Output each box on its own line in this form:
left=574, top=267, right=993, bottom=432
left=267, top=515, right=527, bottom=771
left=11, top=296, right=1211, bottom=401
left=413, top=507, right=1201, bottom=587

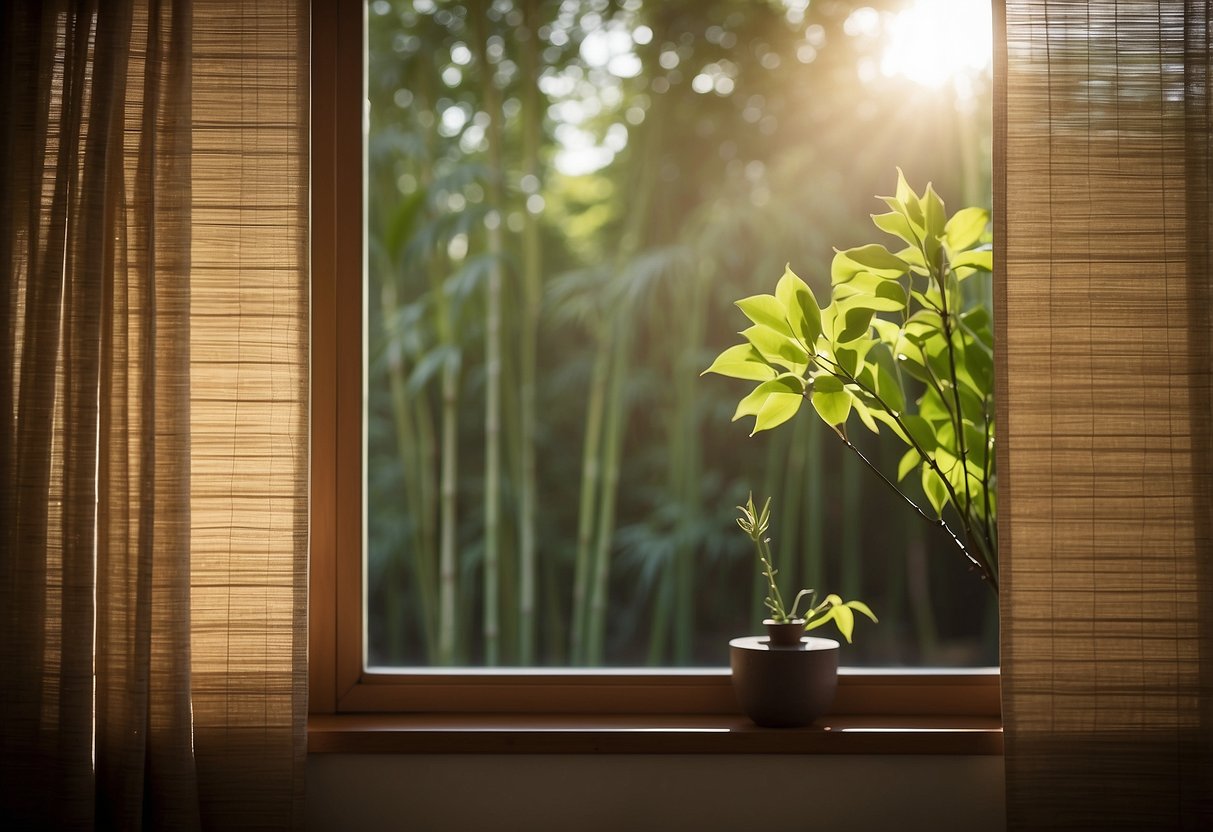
left=997, top=1, right=1213, bottom=828
left=0, top=1, right=308, bottom=828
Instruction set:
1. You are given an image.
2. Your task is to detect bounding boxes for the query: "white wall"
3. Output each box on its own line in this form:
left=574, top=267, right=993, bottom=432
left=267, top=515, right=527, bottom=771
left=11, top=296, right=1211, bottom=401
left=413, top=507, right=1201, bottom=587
left=307, top=754, right=1005, bottom=831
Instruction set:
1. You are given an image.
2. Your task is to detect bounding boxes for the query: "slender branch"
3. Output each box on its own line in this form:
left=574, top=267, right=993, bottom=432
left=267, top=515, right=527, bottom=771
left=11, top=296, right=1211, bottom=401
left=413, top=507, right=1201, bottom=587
left=936, top=255, right=978, bottom=550
left=828, top=424, right=997, bottom=591
left=981, top=403, right=996, bottom=555
left=814, top=352, right=971, bottom=537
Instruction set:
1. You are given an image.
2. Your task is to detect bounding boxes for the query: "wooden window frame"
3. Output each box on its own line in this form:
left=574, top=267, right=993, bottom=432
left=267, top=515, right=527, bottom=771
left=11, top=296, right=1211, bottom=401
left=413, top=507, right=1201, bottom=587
left=308, top=0, right=1001, bottom=749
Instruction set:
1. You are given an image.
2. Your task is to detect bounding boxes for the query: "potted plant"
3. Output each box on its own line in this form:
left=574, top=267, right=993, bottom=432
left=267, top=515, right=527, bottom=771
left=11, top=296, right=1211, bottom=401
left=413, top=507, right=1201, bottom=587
left=704, top=171, right=998, bottom=590
left=729, top=494, right=876, bottom=727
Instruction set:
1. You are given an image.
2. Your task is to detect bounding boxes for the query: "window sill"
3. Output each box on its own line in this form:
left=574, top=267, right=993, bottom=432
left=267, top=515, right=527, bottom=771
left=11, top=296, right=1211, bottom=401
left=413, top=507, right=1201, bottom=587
left=307, top=713, right=1002, bottom=755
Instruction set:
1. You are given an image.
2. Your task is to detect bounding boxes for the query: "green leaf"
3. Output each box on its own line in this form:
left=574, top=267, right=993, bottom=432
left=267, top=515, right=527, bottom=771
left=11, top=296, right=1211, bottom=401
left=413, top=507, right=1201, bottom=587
left=835, top=303, right=876, bottom=344
left=950, top=249, right=992, bottom=272
left=832, top=604, right=855, bottom=643
left=961, top=306, right=994, bottom=349
left=775, top=265, right=822, bottom=348
left=897, top=448, right=921, bottom=482
left=852, top=395, right=880, bottom=434
left=900, top=414, right=938, bottom=453
left=742, top=325, right=809, bottom=371
left=736, top=294, right=793, bottom=335
left=833, top=272, right=908, bottom=313
left=731, top=374, right=803, bottom=423
left=923, top=183, right=946, bottom=237
left=810, top=375, right=852, bottom=426
left=944, top=207, right=990, bottom=252
left=752, top=389, right=804, bottom=435
left=803, top=607, right=835, bottom=633
left=873, top=348, right=906, bottom=413
left=871, top=210, right=919, bottom=247
left=701, top=343, right=777, bottom=382
left=831, top=244, right=909, bottom=283
left=895, top=170, right=925, bottom=229
left=845, top=600, right=878, bottom=623
left=870, top=408, right=910, bottom=444
left=921, top=466, right=949, bottom=517
left=834, top=338, right=874, bottom=377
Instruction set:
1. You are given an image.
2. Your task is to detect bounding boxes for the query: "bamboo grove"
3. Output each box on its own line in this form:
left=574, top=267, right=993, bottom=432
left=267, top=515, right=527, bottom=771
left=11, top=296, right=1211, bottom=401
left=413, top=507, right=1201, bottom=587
left=365, top=0, right=997, bottom=668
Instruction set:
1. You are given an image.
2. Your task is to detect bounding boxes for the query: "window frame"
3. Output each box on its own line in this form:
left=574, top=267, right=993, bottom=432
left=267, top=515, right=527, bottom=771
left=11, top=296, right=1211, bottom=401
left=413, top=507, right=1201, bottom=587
left=308, top=0, right=1002, bottom=730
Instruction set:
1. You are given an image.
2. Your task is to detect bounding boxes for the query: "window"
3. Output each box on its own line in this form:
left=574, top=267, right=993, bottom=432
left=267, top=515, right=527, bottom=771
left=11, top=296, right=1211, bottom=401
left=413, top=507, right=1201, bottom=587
left=311, top=0, right=1000, bottom=723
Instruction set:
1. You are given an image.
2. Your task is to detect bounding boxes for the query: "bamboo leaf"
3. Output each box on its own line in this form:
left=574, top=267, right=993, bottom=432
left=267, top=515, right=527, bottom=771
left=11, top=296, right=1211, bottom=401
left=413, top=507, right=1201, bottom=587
left=897, top=447, right=921, bottom=482
left=702, top=343, right=778, bottom=381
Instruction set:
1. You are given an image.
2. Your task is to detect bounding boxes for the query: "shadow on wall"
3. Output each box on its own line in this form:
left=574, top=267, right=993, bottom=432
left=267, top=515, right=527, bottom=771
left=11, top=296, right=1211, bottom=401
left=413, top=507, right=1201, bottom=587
left=307, top=753, right=1005, bottom=831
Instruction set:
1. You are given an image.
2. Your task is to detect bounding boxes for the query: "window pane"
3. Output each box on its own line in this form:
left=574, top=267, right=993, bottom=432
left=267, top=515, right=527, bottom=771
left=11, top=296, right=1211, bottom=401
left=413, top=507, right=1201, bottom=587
left=365, top=0, right=996, bottom=668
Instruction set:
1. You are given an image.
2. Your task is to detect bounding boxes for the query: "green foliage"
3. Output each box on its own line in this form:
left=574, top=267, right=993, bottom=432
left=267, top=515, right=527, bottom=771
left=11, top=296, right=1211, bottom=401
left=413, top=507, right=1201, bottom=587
left=708, top=173, right=998, bottom=591
left=736, top=495, right=876, bottom=643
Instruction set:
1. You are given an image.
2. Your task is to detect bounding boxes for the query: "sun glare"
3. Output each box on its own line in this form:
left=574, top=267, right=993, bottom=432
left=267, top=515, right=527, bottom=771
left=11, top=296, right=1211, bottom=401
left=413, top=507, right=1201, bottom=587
left=880, top=0, right=992, bottom=90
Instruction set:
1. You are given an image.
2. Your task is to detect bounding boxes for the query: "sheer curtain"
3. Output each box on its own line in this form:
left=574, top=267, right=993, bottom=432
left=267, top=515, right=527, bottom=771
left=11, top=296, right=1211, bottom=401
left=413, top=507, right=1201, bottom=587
left=0, top=1, right=308, bottom=828
left=998, top=1, right=1213, bottom=828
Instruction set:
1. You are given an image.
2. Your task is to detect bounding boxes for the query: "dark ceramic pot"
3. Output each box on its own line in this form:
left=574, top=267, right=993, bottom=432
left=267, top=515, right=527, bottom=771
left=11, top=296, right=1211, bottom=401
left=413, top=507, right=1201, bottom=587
left=729, top=621, right=839, bottom=728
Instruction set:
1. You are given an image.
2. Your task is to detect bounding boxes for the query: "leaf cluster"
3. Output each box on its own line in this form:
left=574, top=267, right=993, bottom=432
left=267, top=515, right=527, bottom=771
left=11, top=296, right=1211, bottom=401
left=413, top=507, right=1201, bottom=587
left=708, top=172, right=998, bottom=589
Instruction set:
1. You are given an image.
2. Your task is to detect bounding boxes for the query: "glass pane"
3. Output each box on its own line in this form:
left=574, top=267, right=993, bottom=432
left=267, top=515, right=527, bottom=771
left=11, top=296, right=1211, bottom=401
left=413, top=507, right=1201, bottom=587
left=365, top=0, right=996, bottom=668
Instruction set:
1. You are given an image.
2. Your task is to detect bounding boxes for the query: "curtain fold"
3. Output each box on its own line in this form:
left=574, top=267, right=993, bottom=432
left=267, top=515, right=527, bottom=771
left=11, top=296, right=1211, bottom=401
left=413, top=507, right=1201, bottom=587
left=0, top=1, right=308, bottom=828
left=998, top=1, right=1213, bottom=828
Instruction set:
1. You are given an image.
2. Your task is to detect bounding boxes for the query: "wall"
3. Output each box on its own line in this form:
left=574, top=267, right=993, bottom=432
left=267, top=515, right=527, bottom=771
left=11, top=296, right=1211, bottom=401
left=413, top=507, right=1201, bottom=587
left=307, top=754, right=1005, bottom=831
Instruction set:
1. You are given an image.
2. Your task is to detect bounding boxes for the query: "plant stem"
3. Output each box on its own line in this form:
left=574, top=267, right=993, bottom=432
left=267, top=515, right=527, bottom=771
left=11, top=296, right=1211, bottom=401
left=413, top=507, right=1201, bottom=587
left=935, top=253, right=979, bottom=557
left=815, top=353, right=995, bottom=588
left=830, top=424, right=998, bottom=592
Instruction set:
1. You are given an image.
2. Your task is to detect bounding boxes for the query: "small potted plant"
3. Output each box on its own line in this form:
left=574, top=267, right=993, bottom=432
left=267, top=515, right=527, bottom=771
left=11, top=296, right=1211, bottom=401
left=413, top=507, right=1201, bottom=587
left=729, top=494, right=876, bottom=728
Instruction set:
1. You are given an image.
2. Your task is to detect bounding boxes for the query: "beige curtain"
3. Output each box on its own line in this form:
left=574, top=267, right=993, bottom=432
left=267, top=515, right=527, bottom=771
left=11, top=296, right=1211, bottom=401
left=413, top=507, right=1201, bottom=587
left=0, top=1, right=308, bottom=828
left=998, top=0, right=1213, bottom=828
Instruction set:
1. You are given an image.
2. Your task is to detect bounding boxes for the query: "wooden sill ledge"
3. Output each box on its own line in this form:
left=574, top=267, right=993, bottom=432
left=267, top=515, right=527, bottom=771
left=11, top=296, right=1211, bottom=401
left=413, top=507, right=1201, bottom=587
left=308, top=713, right=1002, bottom=755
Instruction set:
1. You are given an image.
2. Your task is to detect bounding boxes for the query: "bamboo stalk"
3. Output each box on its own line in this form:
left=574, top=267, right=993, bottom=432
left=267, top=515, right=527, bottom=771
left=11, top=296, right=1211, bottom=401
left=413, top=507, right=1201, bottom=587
left=586, top=320, right=630, bottom=664
left=570, top=338, right=609, bottom=664
left=515, top=0, right=543, bottom=665
left=671, top=266, right=708, bottom=664
left=380, top=276, right=438, bottom=659
left=472, top=3, right=505, bottom=665
left=415, top=57, right=461, bottom=667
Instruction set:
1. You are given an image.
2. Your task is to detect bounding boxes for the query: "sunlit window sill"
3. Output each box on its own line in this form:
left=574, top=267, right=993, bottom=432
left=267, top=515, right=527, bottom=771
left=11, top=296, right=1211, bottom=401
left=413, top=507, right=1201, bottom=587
left=307, top=713, right=1002, bottom=755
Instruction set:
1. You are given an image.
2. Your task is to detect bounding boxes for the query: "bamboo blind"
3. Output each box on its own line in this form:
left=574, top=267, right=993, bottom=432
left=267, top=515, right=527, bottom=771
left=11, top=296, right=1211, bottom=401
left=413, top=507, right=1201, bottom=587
left=998, top=1, right=1213, bottom=827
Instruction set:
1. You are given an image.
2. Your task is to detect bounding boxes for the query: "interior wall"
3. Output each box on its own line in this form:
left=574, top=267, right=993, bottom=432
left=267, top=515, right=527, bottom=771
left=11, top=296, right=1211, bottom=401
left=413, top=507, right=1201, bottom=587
left=307, top=753, right=1005, bottom=831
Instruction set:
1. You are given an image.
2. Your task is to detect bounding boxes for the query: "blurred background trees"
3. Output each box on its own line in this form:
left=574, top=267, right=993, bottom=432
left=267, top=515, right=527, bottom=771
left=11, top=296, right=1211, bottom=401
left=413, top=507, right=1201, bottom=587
left=365, top=0, right=995, bottom=668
